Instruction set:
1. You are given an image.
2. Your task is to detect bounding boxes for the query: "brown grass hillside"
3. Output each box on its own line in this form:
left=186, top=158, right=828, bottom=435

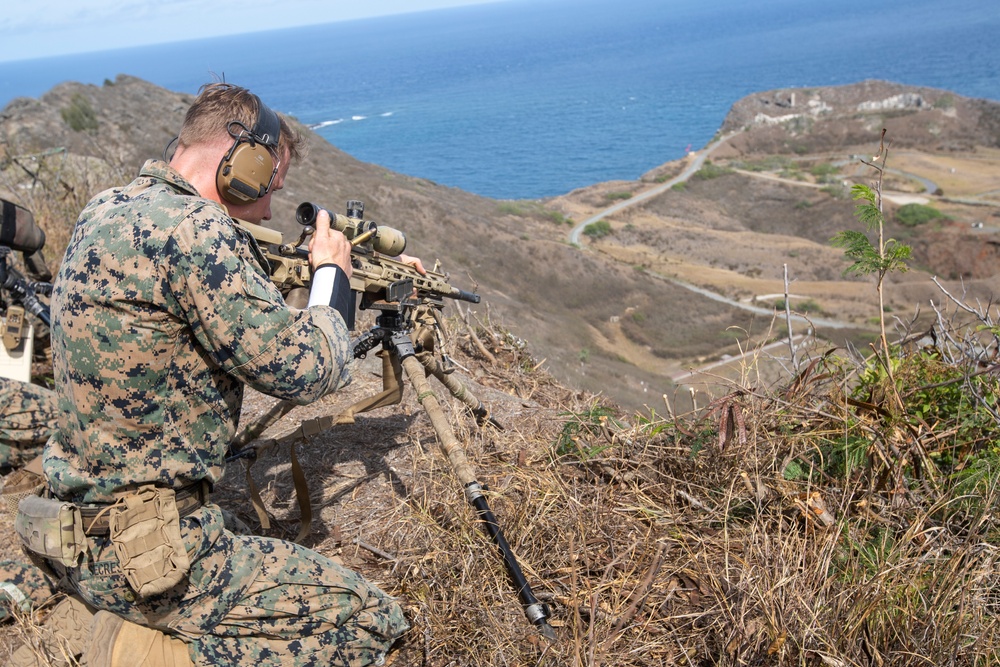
left=1, top=77, right=1000, bottom=666
left=4, top=304, right=1000, bottom=666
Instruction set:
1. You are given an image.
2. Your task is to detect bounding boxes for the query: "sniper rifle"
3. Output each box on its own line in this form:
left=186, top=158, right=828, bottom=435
left=239, top=200, right=478, bottom=329
left=236, top=201, right=554, bottom=640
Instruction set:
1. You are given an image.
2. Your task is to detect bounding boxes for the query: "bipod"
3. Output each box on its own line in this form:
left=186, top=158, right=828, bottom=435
left=351, top=311, right=556, bottom=641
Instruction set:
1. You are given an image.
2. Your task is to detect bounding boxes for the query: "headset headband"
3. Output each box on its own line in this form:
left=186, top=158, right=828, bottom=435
left=251, top=94, right=280, bottom=149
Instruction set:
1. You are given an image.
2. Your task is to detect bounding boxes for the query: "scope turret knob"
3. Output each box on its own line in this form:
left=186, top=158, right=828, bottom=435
left=346, top=200, right=365, bottom=219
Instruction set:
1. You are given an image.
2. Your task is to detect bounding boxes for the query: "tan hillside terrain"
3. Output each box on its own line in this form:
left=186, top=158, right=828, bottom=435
left=1, top=77, right=998, bottom=411
left=1, top=77, right=999, bottom=666
left=547, top=81, right=1000, bottom=402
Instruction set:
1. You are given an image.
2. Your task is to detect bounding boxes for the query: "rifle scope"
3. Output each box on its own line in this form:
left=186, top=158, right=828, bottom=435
left=0, top=199, right=46, bottom=254
left=296, top=201, right=407, bottom=257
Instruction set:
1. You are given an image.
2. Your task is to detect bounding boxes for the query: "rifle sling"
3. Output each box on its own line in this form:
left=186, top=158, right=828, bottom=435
left=243, top=439, right=313, bottom=544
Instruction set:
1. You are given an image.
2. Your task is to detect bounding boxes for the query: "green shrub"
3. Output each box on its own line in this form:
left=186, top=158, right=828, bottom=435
left=821, top=184, right=848, bottom=199
left=546, top=210, right=573, bottom=225
left=934, top=94, right=954, bottom=109
left=691, top=161, right=733, bottom=180
left=583, top=220, right=612, bottom=239
left=604, top=191, right=633, bottom=202
left=498, top=201, right=574, bottom=225
left=896, top=203, right=947, bottom=227
left=809, top=162, right=842, bottom=184
left=496, top=201, right=528, bottom=216
left=776, top=298, right=821, bottom=313
left=736, top=156, right=793, bottom=172
left=809, top=162, right=839, bottom=178
left=61, top=93, right=98, bottom=132
left=554, top=403, right=622, bottom=459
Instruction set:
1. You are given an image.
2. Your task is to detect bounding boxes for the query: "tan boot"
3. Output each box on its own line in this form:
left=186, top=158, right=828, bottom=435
left=6, top=595, right=95, bottom=667
left=84, top=611, right=192, bottom=667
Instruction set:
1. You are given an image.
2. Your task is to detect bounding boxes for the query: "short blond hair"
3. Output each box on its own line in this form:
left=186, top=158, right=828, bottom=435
left=177, top=83, right=305, bottom=162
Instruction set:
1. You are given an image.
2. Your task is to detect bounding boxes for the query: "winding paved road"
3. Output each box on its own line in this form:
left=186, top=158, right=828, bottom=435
left=564, top=136, right=946, bottom=332
left=568, top=132, right=736, bottom=245
left=561, top=136, right=996, bottom=381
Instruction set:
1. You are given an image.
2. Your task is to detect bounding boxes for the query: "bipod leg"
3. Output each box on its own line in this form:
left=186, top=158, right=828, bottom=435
left=338, top=350, right=405, bottom=423
left=397, top=344, right=555, bottom=640
left=416, top=351, right=504, bottom=430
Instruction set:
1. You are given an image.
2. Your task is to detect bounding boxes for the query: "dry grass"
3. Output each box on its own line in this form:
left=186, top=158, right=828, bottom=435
left=214, top=305, right=1000, bottom=666
left=3, top=277, right=999, bottom=667
left=0, top=138, right=130, bottom=263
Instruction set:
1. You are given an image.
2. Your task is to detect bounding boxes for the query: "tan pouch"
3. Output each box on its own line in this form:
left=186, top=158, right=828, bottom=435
left=2, top=461, right=46, bottom=515
left=109, top=487, right=191, bottom=598
left=15, top=494, right=87, bottom=568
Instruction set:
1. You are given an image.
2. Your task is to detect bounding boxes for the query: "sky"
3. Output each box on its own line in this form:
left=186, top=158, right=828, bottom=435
left=0, top=0, right=506, bottom=63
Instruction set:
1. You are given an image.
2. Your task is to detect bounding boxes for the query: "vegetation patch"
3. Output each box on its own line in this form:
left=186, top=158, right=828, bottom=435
left=821, top=183, right=849, bottom=199
left=497, top=200, right=573, bottom=225
left=775, top=298, right=822, bottom=313
left=583, top=219, right=612, bottom=239
left=732, top=156, right=794, bottom=172
left=603, top=191, right=633, bottom=202
left=895, top=202, right=948, bottom=226
left=691, top=160, right=734, bottom=180
left=60, top=93, right=99, bottom=133
left=809, top=161, right=841, bottom=183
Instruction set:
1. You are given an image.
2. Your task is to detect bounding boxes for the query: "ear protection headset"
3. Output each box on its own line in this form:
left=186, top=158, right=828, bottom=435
left=216, top=94, right=281, bottom=204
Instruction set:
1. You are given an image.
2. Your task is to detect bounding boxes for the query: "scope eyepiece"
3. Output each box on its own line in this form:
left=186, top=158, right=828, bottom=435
left=295, top=202, right=322, bottom=227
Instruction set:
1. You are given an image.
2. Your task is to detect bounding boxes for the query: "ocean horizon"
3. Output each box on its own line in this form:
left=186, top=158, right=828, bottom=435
left=1, top=0, right=997, bottom=199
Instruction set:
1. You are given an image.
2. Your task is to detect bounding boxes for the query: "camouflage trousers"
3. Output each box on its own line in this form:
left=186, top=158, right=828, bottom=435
left=0, top=553, right=59, bottom=620
left=0, top=377, right=59, bottom=470
left=2, top=504, right=409, bottom=666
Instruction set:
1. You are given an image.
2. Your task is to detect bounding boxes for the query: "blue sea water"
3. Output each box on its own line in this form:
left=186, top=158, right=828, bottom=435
left=0, top=0, right=997, bottom=199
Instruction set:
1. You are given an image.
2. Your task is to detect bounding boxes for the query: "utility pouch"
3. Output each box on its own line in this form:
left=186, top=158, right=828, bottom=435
left=15, top=493, right=87, bottom=568
left=109, top=486, right=191, bottom=598
left=1, top=459, right=46, bottom=515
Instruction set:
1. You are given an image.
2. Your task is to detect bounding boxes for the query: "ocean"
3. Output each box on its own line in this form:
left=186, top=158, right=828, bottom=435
left=0, top=0, right=997, bottom=199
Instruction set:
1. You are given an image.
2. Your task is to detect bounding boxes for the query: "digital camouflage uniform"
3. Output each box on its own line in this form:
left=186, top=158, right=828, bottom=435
left=0, top=380, right=61, bottom=622
left=33, top=159, right=408, bottom=665
left=0, top=376, right=59, bottom=469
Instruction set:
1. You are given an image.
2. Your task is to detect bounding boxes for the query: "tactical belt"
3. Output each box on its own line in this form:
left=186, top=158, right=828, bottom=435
left=78, top=481, right=210, bottom=536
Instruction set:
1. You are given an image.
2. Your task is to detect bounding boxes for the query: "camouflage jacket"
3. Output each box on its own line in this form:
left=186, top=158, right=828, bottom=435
left=44, top=159, right=350, bottom=503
